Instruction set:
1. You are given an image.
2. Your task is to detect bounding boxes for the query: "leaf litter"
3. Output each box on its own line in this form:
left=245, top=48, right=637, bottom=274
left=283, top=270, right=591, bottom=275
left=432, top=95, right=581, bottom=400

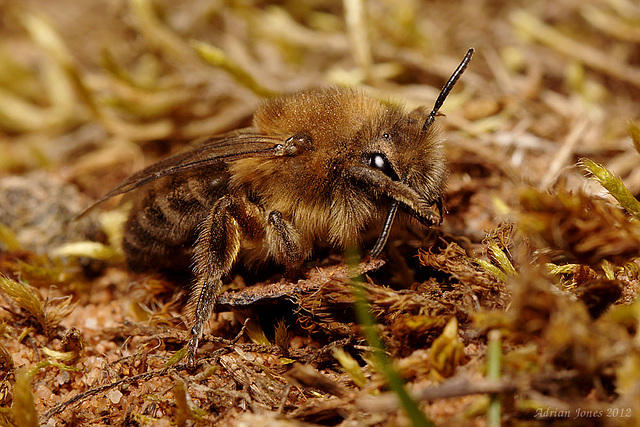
left=1, top=0, right=640, bottom=425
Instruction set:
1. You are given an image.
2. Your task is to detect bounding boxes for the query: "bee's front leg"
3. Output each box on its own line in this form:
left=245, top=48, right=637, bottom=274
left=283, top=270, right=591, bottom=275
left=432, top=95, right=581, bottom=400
left=186, top=195, right=252, bottom=369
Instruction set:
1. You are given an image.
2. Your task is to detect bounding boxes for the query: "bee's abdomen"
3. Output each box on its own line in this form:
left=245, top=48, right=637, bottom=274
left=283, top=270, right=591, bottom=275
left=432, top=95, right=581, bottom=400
left=122, top=172, right=226, bottom=272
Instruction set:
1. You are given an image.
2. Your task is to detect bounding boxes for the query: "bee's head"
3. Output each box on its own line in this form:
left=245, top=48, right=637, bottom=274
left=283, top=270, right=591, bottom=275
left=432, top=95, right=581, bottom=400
left=355, top=104, right=447, bottom=207
left=345, top=48, right=474, bottom=256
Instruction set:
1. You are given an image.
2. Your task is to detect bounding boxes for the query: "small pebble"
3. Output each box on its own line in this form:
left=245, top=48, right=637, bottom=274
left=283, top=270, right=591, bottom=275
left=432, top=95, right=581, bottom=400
left=108, top=389, right=123, bottom=404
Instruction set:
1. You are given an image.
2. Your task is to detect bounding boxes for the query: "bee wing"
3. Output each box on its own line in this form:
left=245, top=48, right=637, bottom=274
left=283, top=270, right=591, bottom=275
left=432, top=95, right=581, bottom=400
left=81, top=131, right=286, bottom=215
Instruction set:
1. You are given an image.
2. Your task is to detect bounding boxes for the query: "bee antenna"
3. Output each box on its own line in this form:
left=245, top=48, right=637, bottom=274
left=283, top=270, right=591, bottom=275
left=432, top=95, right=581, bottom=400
left=422, top=48, right=474, bottom=133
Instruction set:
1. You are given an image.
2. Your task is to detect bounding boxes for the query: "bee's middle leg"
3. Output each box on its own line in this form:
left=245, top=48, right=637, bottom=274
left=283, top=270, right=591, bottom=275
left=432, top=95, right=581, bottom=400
left=267, top=210, right=312, bottom=282
left=266, top=210, right=304, bottom=266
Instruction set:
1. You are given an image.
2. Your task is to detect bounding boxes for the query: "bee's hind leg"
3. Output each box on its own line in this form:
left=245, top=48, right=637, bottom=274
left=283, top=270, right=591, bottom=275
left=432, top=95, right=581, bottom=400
left=186, top=196, right=257, bottom=369
left=185, top=199, right=304, bottom=368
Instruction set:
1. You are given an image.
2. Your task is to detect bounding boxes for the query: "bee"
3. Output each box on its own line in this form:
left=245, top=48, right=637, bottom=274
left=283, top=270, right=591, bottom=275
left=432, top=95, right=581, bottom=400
left=92, top=48, right=474, bottom=367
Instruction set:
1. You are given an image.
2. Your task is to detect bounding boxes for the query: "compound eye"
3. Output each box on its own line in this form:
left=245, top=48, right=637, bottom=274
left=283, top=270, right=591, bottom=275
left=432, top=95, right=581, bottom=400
left=364, top=152, right=399, bottom=180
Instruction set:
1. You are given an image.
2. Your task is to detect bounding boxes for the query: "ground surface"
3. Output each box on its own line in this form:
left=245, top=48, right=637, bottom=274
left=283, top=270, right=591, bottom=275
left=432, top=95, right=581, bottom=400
left=1, top=0, right=640, bottom=426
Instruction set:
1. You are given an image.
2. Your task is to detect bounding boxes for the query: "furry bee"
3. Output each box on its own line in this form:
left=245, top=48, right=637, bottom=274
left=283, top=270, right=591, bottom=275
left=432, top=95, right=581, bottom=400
left=93, top=48, right=473, bottom=367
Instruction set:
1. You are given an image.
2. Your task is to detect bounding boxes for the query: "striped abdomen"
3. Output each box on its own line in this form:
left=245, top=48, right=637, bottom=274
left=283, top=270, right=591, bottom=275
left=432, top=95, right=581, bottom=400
left=122, top=168, right=228, bottom=272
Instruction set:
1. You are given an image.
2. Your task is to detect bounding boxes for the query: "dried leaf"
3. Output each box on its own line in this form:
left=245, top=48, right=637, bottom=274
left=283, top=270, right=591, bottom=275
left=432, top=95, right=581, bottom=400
left=191, top=40, right=279, bottom=98
left=40, top=347, right=76, bottom=365
left=581, top=158, right=640, bottom=220
left=0, top=223, right=21, bottom=251
left=274, top=319, right=290, bottom=352
left=428, top=317, right=465, bottom=380
left=519, top=187, right=640, bottom=264
left=419, top=241, right=509, bottom=310
left=332, top=347, right=367, bottom=388
left=486, top=242, right=517, bottom=277
left=629, top=120, right=640, bottom=155
left=0, top=274, right=47, bottom=332
left=12, top=370, right=38, bottom=427
left=43, top=295, right=77, bottom=331
left=173, top=379, right=202, bottom=426
left=52, top=241, right=120, bottom=261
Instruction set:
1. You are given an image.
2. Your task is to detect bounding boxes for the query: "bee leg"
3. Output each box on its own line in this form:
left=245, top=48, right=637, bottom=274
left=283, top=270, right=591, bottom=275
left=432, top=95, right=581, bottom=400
left=433, top=196, right=445, bottom=226
left=267, top=210, right=305, bottom=279
left=186, top=196, right=243, bottom=369
left=267, top=211, right=303, bottom=262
